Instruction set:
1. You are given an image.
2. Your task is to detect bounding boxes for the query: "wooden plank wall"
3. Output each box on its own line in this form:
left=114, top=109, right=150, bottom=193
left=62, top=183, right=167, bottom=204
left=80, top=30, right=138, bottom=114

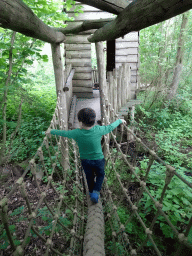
left=65, top=0, right=139, bottom=99
left=116, top=32, right=139, bottom=99
left=65, top=2, right=114, bottom=98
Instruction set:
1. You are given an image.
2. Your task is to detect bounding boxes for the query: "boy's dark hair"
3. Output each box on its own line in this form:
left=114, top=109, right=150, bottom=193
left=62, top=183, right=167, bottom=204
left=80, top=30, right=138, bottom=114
left=77, top=108, right=96, bottom=127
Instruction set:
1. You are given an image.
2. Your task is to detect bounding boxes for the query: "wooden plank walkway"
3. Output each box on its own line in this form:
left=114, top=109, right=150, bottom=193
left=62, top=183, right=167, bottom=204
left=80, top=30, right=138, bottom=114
left=73, top=90, right=101, bottom=129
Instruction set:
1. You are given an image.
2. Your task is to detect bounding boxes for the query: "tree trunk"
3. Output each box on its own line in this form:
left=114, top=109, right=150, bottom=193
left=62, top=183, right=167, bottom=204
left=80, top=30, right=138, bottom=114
left=0, top=31, right=16, bottom=165
left=51, top=43, right=69, bottom=171
left=88, top=0, right=192, bottom=42
left=0, top=0, right=65, bottom=43
left=167, top=12, right=189, bottom=100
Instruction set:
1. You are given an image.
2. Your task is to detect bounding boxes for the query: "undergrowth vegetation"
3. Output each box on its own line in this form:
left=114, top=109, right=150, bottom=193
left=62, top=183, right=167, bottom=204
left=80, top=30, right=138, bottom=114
left=104, top=150, right=192, bottom=256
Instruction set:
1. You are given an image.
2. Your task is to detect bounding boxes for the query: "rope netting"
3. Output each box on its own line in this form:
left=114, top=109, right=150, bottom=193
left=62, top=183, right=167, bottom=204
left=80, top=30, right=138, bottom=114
left=1, top=90, right=192, bottom=256
left=0, top=93, right=85, bottom=255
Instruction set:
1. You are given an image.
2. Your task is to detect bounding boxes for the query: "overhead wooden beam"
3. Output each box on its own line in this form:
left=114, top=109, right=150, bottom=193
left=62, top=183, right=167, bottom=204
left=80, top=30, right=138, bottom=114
left=56, top=18, right=114, bottom=35
left=0, top=0, right=65, bottom=43
left=88, top=0, right=192, bottom=42
left=77, top=0, right=128, bottom=14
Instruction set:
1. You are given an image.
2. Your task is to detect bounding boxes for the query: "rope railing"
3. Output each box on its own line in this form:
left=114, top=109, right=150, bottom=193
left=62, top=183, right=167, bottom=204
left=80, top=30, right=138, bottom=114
left=99, top=87, right=192, bottom=255
left=0, top=92, right=85, bottom=256
left=1, top=86, right=192, bottom=256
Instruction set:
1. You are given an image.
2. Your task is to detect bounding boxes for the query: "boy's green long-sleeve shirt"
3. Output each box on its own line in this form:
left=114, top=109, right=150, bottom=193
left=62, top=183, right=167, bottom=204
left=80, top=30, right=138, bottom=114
left=50, top=119, right=122, bottom=160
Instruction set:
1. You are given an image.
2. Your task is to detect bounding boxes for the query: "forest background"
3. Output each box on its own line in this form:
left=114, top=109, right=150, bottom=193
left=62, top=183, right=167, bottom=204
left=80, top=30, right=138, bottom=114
left=0, top=0, right=192, bottom=253
left=0, top=0, right=192, bottom=173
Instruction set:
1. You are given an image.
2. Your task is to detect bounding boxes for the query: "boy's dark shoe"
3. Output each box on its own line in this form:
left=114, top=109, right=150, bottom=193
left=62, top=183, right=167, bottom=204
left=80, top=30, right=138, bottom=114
left=91, top=190, right=100, bottom=204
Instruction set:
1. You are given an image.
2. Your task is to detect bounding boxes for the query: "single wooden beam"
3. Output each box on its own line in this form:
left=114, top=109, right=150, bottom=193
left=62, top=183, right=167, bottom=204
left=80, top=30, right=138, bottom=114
left=76, top=0, right=128, bottom=14
left=88, top=0, right=192, bottom=42
left=56, top=18, right=114, bottom=35
left=0, top=0, right=65, bottom=43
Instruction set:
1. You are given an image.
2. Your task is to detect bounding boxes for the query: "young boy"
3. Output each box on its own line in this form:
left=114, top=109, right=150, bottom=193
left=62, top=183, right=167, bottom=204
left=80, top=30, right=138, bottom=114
left=48, top=107, right=126, bottom=204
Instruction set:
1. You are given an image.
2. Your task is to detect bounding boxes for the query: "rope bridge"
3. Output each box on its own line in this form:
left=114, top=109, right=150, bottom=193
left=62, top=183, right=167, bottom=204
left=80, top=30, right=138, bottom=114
left=0, top=90, right=192, bottom=256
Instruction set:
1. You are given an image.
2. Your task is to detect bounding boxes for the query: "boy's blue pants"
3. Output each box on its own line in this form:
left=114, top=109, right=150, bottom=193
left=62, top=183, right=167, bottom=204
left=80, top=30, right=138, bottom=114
left=81, top=158, right=105, bottom=193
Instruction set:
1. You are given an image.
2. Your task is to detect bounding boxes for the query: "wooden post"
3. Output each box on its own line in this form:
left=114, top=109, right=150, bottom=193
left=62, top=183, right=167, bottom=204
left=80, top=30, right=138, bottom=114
left=126, top=64, right=131, bottom=102
left=113, top=68, right=117, bottom=114
left=117, top=66, right=122, bottom=111
left=127, top=106, right=135, bottom=141
left=95, top=42, right=108, bottom=157
left=51, top=43, right=69, bottom=171
left=121, top=64, right=125, bottom=108
left=95, top=42, right=106, bottom=124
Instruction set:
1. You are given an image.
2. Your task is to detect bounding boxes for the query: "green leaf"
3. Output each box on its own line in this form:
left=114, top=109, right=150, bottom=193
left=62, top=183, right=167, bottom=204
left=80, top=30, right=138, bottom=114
left=188, top=227, right=192, bottom=245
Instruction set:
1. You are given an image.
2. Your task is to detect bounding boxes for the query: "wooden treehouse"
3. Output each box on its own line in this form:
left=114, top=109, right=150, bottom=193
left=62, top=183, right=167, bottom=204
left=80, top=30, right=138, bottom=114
left=1, top=1, right=192, bottom=256
left=65, top=1, right=139, bottom=99
left=64, top=1, right=141, bottom=129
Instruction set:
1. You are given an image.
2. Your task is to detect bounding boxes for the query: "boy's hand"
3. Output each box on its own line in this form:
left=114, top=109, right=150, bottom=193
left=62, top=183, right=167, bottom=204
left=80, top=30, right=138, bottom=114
left=120, top=119, right=127, bottom=125
left=45, top=127, right=51, bottom=135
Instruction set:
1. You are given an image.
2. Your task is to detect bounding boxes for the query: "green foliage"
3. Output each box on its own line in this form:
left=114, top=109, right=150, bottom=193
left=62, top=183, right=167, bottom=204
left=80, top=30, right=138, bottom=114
left=0, top=206, right=26, bottom=250
left=0, top=224, right=17, bottom=249
left=23, top=0, right=72, bottom=27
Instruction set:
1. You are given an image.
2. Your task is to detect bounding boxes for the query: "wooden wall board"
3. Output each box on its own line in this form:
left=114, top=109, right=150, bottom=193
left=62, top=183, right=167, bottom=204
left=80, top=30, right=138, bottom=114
left=73, top=67, right=92, bottom=73
left=131, top=83, right=137, bottom=89
left=65, top=44, right=91, bottom=51
left=73, top=73, right=92, bottom=80
left=65, top=35, right=89, bottom=44
left=66, top=58, right=92, bottom=67
left=131, top=70, right=137, bottom=76
left=116, top=63, right=138, bottom=70
left=116, top=32, right=139, bottom=42
left=116, top=41, right=139, bottom=48
left=73, top=87, right=93, bottom=93
left=73, top=80, right=92, bottom=87
left=74, top=92, right=94, bottom=98
left=131, top=76, right=137, bottom=83
left=116, top=48, right=138, bottom=55
left=116, top=55, right=138, bottom=63
left=66, top=50, right=91, bottom=59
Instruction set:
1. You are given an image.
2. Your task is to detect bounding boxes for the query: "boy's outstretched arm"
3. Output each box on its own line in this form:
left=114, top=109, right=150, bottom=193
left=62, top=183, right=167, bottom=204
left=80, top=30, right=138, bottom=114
left=45, top=128, right=77, bottom=139
left=99, top=119, right=126, bottom=136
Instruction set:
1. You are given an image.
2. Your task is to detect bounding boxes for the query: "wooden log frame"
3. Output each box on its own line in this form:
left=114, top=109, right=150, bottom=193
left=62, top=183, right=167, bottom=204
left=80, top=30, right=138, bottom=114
left=1, top=0, right=192, bottom=44
left=88, top=0, right=192, bottom=42
left=0, top=0, right=65, bottom=43
left=64, top=68, right=76, bottom=92
left=51, top=43, right=69, bottom=170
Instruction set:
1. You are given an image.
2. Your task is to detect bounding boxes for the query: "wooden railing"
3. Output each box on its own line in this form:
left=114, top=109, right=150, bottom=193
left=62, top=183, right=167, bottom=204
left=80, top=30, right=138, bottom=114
left=105, top=63, right=132, bottom=115
left=63, top=64, right=75, bottom=117
left=92, top=67, right=99, bottom=85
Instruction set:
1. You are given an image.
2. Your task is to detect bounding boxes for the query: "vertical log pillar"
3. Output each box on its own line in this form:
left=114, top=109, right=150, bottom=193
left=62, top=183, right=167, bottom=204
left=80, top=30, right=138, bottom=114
left=117, top=66, right=122, bottom=111
left=95, top=42, right=108, bottom=157
left=127, top=106, right=135, bottom=141
left=51, top=43, right=69, bottom=171
left=121, top=64, right=125, bottom=108
left=113, top=69, right=117, bottom=114
left=95, top=42, right=106, bottom=124
left=126, top=64, right=131, bottom=102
